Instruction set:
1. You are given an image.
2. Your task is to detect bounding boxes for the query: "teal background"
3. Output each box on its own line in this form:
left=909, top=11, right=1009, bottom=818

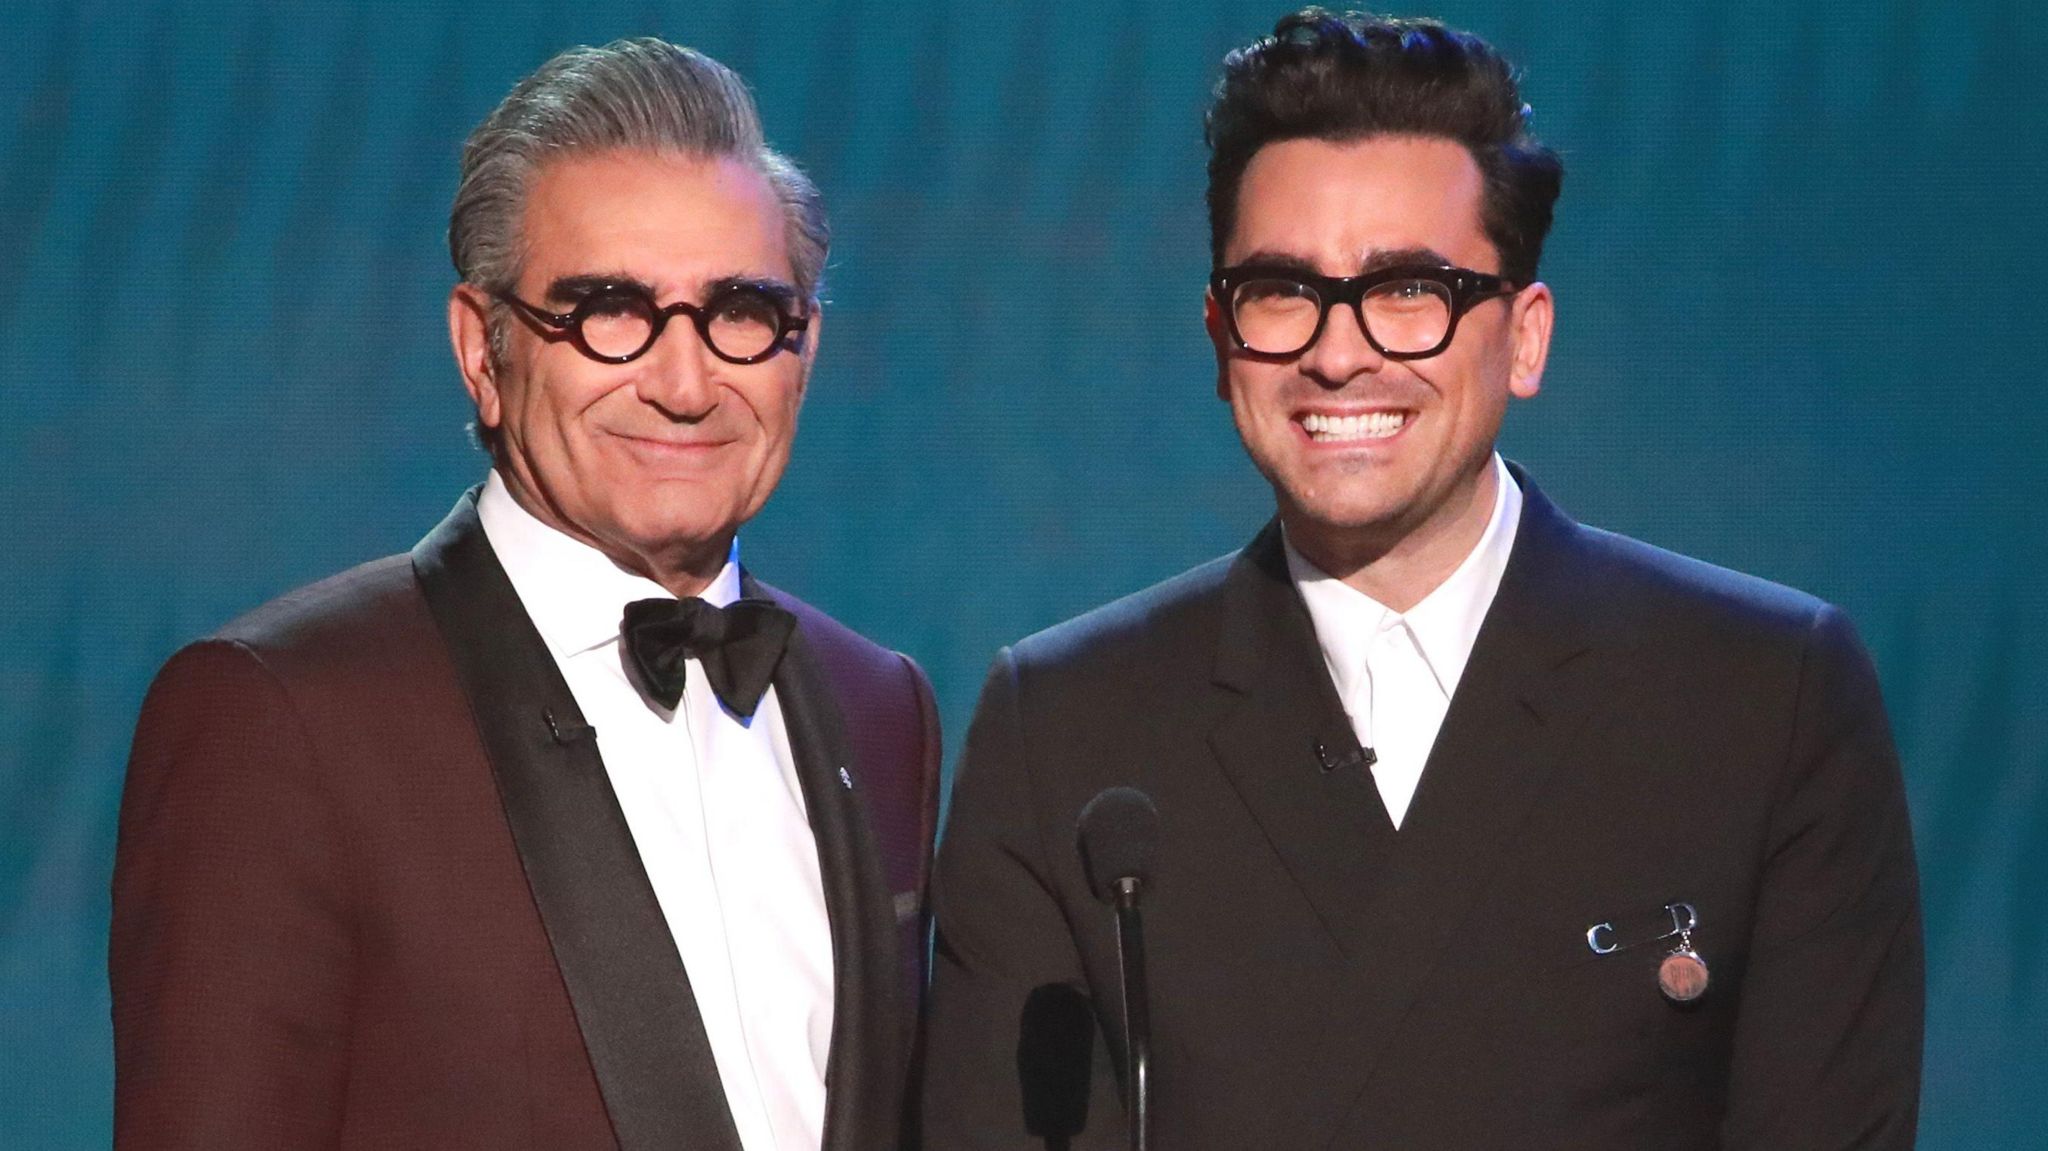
left=3, top=0, right=2042, bottom=1143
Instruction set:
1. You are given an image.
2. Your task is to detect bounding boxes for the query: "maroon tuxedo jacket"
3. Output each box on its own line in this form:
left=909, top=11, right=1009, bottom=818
left=110, top=492, right=941, bottom=1150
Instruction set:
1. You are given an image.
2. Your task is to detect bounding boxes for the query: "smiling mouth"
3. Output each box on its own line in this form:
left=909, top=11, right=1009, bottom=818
left=1299, top=410, right=1410, bottom=443
left=613, top=430, right=734, bottom=451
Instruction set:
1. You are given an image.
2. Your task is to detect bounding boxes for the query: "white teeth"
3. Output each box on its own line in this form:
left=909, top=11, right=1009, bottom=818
left=1301, top=411, right=1407, bottom=441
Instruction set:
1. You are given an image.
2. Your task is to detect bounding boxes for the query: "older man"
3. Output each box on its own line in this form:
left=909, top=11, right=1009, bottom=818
left=922, top=10, right=1922, bottom=1149
left=111, top=40, right=938, bottom=1151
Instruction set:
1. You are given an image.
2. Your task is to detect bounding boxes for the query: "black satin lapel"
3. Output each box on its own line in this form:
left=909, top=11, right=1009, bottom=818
left=1207, top=523, right=1399, bottom=961
left=411, top=491, right=744, bottom=1151
left=747, top=574, right=902, bottom=1151
left=1326, top=474, right=1622, bottom=1123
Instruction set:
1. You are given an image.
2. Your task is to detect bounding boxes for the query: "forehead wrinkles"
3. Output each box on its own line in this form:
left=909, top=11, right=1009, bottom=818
left=515, top=152, right=791, bottom=293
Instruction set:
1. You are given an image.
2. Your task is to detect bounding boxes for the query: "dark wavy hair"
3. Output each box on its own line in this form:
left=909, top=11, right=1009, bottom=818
left=1205, top=8, right=1563, bottom=283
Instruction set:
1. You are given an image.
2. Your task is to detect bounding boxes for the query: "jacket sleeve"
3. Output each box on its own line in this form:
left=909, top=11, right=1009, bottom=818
left=918, top=648, right=1126, bottom=1150
left=903, top=648, right=944, bottom=979
left=1719, top=605, right=1924, bottom=1149
left=110, top=640, right=354, bottom=1150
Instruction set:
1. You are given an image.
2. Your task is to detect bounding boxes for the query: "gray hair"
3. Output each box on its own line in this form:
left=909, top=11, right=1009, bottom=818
left=449, top=38, right=828, bottom=455
left=451, top=37, right=827, bottom=297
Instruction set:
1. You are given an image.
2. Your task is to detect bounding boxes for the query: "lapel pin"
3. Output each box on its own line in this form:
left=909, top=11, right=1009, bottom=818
left=838, top=766, right=854, bottom=790
left=1584, top=900, right=1710, bottom=1003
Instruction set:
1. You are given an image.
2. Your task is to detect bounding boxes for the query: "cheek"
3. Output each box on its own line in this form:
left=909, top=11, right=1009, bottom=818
left=1220, top=375, right=1261, bottom=439
left=1224, top=365, right=1283, bottom=420
left=1440, top=320, right=1518, bottom=404
left=750, top=372, right=809, bottom=440
left=515, top=365, right=607, bottom=435
left=1414, top=349, right=1506, bottom=420
left=774, top=381, right=807, bottom=429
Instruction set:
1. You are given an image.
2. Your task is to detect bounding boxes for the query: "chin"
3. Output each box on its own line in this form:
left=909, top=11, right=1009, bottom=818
left=600, top=503, right=725, bottom=553
left=1277, top=483, right=1420, bottom=537
left=1297, top=505, right=1409, bottom=536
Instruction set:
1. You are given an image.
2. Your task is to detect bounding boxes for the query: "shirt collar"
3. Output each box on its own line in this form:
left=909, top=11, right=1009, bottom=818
left=475, top=469, right=743, bottom=661
left=1285, top=453, right=1523, bottom=701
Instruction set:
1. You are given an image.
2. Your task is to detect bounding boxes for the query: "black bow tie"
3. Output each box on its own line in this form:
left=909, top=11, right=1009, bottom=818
left=621, top=597, right=796, bottom=719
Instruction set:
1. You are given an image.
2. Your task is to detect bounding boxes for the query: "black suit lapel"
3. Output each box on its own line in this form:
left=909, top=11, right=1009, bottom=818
left=1206, top=521, right=1400, bottom=962
left=1202, top=476, right=1627, bottom=1139
left=748, top=574, right=904, bottom=1151
left=411, top=491, right=744, bottom=1151
left=1328, top=470, right=1626, bottom=1124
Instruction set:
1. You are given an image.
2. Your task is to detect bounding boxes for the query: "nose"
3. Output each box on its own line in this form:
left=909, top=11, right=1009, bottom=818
left=633, top=317, right=720, bottom=420
left=1297, top=299, right=1386, bottom=388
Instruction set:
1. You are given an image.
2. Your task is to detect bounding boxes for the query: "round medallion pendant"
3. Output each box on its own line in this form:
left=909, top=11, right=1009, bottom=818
left=1658, top=949, right=1711, bottom=1003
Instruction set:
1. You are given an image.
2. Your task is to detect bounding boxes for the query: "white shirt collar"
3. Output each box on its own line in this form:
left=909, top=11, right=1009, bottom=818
left=1285, top=453, right=1523, bottom=702
left=475, top=469, right=743, bottom=661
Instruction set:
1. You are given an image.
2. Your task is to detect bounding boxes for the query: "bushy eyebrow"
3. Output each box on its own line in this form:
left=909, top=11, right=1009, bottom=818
left=1229, top=250, right=1322, bottom=276
left=1229, top=246, right=1457, bottom=276
left=541, top=273, right=654, bottom=305
left=1359, top=246, right=1454, bottom=274
left=706, top=274, right=802, bottom=306
left=539, top=272, right=802, bottom=308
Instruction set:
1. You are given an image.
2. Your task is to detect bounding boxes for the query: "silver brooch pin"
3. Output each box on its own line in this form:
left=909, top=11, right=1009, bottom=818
left=1584, top=900, right=1710, bottom=1004
left=838, top=766, right=854, bottom=790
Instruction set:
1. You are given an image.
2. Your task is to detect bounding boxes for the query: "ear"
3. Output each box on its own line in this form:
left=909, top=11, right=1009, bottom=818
left=449, top=283, right=504, bottom=431
left=1507, top=281, right=1554, bottom=400
left=795, top=305, right=822, bottom=402
left=1204, top=290, right=1232, bottom=402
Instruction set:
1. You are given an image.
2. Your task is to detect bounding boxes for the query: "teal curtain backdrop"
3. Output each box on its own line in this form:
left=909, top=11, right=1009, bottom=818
left=3, top=1, right=2042, bottom=1144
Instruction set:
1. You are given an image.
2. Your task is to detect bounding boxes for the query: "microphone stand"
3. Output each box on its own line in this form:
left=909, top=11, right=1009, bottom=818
left=1112, top=875, right=1151, bottom=1151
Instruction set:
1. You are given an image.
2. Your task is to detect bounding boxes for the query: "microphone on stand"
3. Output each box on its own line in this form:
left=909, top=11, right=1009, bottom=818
left=1077, top=786, right=1160, bottom=1151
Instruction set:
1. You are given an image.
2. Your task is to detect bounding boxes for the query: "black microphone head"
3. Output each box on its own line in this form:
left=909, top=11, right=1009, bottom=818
left=1076, top=786, right=1160, bottom=903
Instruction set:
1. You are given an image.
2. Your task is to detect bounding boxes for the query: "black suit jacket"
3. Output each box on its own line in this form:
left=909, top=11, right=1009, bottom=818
left=112, top=492, right=941, bottom=1150
left=922, top=470, right=1922, bottom=1149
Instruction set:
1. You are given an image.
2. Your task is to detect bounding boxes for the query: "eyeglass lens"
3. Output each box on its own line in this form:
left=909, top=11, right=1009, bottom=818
left=1230, top=276, right=1455, bottom=357
left=575, top=286, right=789, bottom=362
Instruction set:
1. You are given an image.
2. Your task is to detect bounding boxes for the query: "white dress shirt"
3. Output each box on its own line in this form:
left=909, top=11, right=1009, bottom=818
left=477, top=472, right=833, bottom=1151
left=1286, top=454, right=1523, bottom=829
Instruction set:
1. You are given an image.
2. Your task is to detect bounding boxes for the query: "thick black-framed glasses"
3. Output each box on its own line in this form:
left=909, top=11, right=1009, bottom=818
left=1210, top=264, right=1522, bottom=360
left=494, top=280, right=811, bottom=366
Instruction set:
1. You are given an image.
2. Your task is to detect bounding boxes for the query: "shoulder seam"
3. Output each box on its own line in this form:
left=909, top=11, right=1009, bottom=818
left=198, top=637, right=366, bottom=989
left=1763, top=599, right=1840, bottom=859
